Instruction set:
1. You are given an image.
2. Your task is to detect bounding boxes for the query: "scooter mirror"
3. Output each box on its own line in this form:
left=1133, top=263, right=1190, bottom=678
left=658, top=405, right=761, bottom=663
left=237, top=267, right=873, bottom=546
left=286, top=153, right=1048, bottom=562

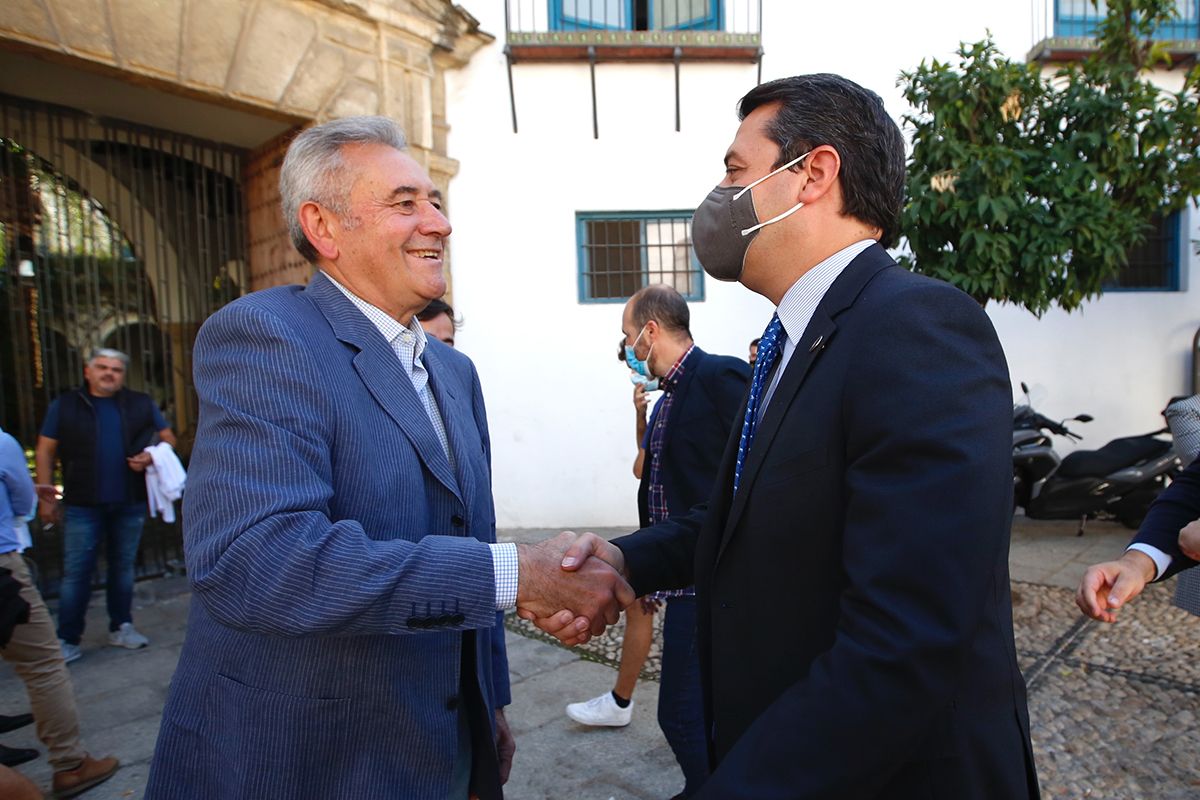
left=1075, top=414, right=1094, bottom=423
left=1021, top=381, right=1030, bottom=395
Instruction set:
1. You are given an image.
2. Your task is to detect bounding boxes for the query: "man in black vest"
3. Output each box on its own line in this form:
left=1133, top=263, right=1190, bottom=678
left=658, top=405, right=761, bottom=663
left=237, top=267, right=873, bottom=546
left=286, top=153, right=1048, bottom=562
left=34, top=348, right=175, bottom=663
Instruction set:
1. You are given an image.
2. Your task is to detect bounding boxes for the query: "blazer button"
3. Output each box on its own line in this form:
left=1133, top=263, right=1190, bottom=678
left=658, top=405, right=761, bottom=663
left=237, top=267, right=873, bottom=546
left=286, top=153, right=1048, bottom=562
left=451, top=515, right=465, bottom=528
left=446, top=695, right=460, bottom=711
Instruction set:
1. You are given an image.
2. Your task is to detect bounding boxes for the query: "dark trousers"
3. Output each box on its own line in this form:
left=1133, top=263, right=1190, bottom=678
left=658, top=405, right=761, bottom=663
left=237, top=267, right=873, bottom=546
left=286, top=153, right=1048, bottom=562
left=659, top=595, right=710, bottom=797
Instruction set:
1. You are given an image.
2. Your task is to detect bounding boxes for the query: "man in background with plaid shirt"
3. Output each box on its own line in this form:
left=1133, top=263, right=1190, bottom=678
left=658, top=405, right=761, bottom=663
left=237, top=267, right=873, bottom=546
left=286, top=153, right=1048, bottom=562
left=567, top=284, right=749, bottom=799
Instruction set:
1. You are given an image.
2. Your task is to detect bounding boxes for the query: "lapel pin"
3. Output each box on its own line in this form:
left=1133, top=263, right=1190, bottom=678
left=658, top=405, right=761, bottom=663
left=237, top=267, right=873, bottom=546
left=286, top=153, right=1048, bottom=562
left=809, top=335, right=824, bottom=353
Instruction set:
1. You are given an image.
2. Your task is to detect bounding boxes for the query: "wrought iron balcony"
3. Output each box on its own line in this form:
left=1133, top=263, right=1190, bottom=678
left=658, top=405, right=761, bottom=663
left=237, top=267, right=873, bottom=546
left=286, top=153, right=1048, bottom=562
left=505, top=0, right=762, bottom=63
left=501, top=1, right=763, bottom=135
left=1028, top=0, right=1200, bottom=63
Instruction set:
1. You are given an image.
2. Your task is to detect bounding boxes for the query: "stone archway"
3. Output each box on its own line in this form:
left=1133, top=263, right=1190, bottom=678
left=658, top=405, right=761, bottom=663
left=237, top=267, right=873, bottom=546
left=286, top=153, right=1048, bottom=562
left=1, top=0, right=493, bottom=291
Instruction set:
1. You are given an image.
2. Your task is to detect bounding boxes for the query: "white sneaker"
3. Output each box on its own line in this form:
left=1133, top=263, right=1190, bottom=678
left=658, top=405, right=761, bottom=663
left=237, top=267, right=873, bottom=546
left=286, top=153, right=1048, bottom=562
left=60, top=640, right=82, bottom=664
left=565, top=692, right=633, bottom=727
left=108, top=622, right=149, bottom=650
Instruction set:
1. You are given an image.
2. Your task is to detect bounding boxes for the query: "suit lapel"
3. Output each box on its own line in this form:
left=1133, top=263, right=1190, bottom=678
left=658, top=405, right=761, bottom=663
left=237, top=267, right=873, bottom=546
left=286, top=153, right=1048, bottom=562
left=422, top=344, right=476, bottom=503
left=715, top=244, right=895, bottom=563
left=659, top=348, right=704, bottom=457
left=304, top=273, right=462, bottom=502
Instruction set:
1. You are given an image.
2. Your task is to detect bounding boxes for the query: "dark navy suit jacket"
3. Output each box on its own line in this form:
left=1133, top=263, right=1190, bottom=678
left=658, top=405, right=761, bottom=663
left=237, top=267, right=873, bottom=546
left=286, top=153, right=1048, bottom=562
left=616, top=244, right=1040, bottom=799
left=1132, top=457, right=1200, bottom=579
left=637, top=348, right=750, bottom=528
left=146, top=273, right=509, bottom=799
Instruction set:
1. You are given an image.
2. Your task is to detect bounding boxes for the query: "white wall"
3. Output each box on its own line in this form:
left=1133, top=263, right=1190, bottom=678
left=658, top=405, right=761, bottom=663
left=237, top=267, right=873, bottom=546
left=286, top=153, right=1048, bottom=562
left=446, top=0, right=1199, bottom=527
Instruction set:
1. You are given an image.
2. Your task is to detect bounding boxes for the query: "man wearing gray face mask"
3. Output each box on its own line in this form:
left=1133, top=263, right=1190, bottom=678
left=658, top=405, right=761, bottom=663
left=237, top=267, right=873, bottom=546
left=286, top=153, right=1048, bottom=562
left=532, top=74, right=1039, bottom=799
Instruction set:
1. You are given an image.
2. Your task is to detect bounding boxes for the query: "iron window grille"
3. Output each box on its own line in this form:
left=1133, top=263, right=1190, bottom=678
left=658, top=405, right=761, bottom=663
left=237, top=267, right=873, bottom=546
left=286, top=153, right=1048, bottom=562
left=0, top=93, right=247, bottom=596
left=577, top=210, right=704, bottom=303
left=1103, top=212, right=1184, bottom=291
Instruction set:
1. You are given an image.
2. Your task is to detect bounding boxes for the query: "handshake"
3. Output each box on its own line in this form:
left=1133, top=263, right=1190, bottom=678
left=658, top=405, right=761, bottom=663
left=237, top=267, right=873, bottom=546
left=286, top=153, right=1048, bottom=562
left=514, top=531, right=634, bottom=646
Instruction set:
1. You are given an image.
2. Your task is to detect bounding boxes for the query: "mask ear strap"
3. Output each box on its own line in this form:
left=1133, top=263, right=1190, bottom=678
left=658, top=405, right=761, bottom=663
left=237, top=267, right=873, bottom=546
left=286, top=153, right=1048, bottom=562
left=733, top=150, right=812, bottom=201
left=742, top=201, right=804, bottom=236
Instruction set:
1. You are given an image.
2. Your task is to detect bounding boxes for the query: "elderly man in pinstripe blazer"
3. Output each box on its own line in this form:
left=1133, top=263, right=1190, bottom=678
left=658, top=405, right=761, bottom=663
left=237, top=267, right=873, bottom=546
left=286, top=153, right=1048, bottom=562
left=144, top=117, right=632, bottom=800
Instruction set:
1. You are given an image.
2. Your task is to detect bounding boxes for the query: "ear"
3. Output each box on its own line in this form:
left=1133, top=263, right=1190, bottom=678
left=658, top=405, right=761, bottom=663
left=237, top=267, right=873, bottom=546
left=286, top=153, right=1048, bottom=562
left=298, top=200, right=340, bottom=261
left=797, top=145, right=841, bottom=205
left=644, top=319, right=660, bottom=341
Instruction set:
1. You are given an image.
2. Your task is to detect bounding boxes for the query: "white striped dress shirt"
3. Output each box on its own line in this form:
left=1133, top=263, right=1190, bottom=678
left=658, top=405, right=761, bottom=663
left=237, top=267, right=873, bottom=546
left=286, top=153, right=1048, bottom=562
left=323, top=273, right=518, bottom=609
left=759, top=239, right=876, bottom=417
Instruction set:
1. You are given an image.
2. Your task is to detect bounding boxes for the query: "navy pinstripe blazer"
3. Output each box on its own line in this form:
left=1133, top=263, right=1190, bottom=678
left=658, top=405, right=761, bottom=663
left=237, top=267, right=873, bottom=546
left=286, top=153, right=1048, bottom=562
left=146, top=272, right=510, bottom=800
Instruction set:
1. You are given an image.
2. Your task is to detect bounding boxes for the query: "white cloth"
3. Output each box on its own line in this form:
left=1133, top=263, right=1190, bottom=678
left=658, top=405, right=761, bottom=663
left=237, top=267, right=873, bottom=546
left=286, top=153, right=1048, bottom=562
left=144, top=442, right=187, bottom=523
left=12, top=520, right=31, bottom=552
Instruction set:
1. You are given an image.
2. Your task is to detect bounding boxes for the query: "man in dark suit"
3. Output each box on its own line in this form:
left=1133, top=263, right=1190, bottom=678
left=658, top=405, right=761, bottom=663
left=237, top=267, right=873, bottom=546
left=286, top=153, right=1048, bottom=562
left=533, top=74, right=1040, bottom=798
left=1077, top=457, right=1200, bottom=621
left=567, top=285, right=749, bottom=798
left=145, top=116, right=631, bottom=800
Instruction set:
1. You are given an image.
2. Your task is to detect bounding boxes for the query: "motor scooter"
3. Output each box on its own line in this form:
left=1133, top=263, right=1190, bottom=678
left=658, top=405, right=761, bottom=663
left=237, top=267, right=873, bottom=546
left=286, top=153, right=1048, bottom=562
left=1012, top=383, right=1179, bottom=534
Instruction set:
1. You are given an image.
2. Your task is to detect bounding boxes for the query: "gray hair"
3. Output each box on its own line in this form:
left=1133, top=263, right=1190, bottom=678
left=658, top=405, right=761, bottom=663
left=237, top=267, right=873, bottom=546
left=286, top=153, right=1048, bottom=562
left=89, top=348, right=130, bottom=367
left=279, top=116, right=408, bottom=263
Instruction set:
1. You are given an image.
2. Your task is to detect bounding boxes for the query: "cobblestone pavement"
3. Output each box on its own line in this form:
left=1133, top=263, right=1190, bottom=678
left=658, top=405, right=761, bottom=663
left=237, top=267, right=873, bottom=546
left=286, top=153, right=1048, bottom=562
left=507, top=575, right=1200, bottom=799
left=4, top=521, right=1199, bottom=798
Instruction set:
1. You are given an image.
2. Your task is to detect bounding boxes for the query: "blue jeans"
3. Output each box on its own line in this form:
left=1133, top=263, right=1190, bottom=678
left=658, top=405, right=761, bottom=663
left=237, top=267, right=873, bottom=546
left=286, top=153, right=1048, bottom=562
left=658, top=595, right=710, bottom=797
left=56, top=503, right=145, bottom=645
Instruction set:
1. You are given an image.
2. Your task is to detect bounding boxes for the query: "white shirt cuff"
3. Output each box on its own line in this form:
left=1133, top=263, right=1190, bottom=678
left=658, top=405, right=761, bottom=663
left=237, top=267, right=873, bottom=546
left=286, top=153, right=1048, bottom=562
left=1127, top=543, right=1171, bottom=581
left=490, top=542, right=519, bottom=610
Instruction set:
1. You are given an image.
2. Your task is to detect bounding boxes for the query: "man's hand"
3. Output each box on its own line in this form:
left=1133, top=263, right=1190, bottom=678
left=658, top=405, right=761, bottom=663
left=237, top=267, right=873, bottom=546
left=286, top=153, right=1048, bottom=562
left=638, top=596, right=662, bottom=615
left=1075, top=550, right=1157, bottom=623
left=519, top=532, right=632, bottom=646
left=1179, top=519, right=1200, bottom=562
left=633, top=383, right=649, bottom=417
left=37, top=499, right=60, bottom=526
left=495, top=707, right=515, bottom=785
left=515, top=531, right=633, bottom=642
left=127, top=452, right=153, bottom=473
left=559, top=531, right=627, bottom=575
left=34, top=484, right=58, bottom=504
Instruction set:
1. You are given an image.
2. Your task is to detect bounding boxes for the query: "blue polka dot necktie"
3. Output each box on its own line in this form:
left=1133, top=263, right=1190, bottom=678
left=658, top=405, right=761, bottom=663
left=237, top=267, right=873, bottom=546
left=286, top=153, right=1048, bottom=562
left=735, top=313, right=784, bottom=494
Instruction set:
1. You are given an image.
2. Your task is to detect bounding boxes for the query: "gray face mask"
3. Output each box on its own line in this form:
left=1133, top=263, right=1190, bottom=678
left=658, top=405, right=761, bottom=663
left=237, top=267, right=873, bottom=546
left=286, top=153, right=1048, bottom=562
left=691, top=151, right=811, bottom=282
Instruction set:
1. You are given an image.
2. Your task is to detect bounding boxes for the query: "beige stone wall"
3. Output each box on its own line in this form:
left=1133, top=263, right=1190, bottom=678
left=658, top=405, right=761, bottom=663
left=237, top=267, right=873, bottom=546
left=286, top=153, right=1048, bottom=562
left=0, top=0, right=492, bottom=291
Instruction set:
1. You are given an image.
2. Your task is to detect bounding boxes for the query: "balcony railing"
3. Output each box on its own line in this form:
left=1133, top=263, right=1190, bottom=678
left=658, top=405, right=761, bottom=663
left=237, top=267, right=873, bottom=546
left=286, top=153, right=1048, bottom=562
left=502, top=1, right=763, bottom=135
left=1029, top=0, right=1200, bottom=62
left=505, top=0, right=762, bottom=62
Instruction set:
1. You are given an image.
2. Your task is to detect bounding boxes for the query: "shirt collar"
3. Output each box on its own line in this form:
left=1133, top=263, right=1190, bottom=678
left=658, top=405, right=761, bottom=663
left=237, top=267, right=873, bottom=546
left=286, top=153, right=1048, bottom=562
left=659, top=344, right=695, bottom=393
left=321, top=271, right=428, bottom=361
left=775, top=239, right=875, bottom=347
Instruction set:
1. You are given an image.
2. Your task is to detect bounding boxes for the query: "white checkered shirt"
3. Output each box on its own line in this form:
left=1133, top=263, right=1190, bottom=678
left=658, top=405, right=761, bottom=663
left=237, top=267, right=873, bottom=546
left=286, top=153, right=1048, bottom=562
left=324, top=273, right=518, bottom=609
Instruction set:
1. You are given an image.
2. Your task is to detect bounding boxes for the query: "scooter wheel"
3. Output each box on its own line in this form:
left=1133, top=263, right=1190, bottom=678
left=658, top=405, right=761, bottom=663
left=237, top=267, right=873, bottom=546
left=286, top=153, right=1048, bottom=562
left=1114, top=488, right=1160, bottom=530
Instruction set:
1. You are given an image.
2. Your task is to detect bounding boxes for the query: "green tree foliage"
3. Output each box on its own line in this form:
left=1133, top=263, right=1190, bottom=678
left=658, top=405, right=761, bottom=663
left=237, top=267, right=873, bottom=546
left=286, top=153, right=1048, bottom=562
left=898, top=0, right=1200, bottom=315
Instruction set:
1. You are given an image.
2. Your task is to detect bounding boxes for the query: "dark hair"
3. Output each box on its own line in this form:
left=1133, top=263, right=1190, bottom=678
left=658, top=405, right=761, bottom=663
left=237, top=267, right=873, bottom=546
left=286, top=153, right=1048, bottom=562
left=738, top=74, right=906, bottom=248
left=417, top=298, right=456, bottom=325
left=629, top=284, right=691, bottom=337
left=750, top=338, right=761, bottom=348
